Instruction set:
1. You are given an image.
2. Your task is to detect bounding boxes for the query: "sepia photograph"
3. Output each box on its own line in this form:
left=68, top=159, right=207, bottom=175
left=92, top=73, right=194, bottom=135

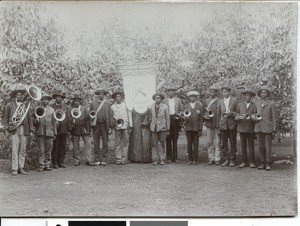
left=0, top=0, right=297, bottom=217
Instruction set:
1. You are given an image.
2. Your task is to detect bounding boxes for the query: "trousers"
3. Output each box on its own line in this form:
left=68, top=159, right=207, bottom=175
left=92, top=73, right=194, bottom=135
left=186, top=131, right=199, bottom=162
left=11, top=125, right=27, bottom=171
left=114, top=129, right=129, bottom=163
left=240, top=132, right=255, bottom=164
left=257, top=132, right=272, bottom=165
left=220, top=129, right=237, bottom=160
left=166, top=116, right=180, bottom=161
left=38, top=136, right=53, bottom=168
left=92, top=123, right=108, bottom=162
left=151, top=131, right=167, bottom=162
left=52, top=133, right=68, bottom=166
left=72, top=134, right=92, bottom=164
left=206, top=127, right=221, bottom=162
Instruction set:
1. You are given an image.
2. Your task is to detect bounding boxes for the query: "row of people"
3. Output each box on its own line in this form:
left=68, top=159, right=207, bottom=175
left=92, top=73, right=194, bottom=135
left=3, top=85, right=277, bottom=175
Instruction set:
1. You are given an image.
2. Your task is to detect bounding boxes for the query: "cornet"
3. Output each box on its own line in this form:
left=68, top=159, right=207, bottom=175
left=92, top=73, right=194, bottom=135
left=54, top=109, right=66, bottom=122
left=114, top=118, right=124, bottom=129
left=235, top=113, right=250, bottom=121
left=183, top=109, right=191, bottom=118
left=35, top=106, right=46, bottom=119
left=204, top=107, right=214, bottom=118
left=71, top=108, right=81, bottom=119
left=251, top=113, right=262, bottom=121
left=223, top=105, right=231, bottom=118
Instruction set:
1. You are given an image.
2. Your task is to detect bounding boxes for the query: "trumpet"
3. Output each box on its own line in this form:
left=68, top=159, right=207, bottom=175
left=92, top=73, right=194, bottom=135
left=235, top=113, right=250, bottom=121
left=204, top=107, right=214, bottom=119
left=223, top=105, right=231, bottom=118
left=251, top=113, right=262, bottom=121
left=35, top=107, right=46, bottom=119
left=183, top=109, right=191, bottom=118
left=71, top=108, right=81, bottom=119
left=54, top=109, right=66, bottom=122
left=114, top=118, right=124, bottom=129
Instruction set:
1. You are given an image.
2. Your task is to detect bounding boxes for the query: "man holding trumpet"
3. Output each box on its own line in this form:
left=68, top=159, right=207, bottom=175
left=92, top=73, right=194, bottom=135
left=217, top=86, right=238, bottom=167
left=70, top=94, right=96, bottom=166
left=35, top=93, right=57, bottom=172
left=235, top=89, right=256, bottom=169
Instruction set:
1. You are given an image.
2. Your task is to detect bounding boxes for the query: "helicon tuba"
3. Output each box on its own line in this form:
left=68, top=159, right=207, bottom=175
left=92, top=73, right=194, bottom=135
left=9, top=85, right=42, bottom=132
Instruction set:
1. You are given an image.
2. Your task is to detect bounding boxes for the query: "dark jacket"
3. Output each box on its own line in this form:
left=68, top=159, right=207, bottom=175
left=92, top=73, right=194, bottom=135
left=70, top=105, right=90, bottom=136
left=253, top=99, right=278, bottom=133
left=203, top=97, right=219, bottom=128
left=4, top=101, right=33, bottom=135
left=217, top=97, right=238, bottom=130
left=50, top=102, right=72, bottom=135
left=184, top=101, right=204, bottom=132
left=162, top=97, right=184, bottom=115
left=35, top=105, right=57, bottom=138
left=149, top=103, right=170, bottom=132
left=89, top=99, right=112, bottom=132
left=236, top=101, right=256, bottom=133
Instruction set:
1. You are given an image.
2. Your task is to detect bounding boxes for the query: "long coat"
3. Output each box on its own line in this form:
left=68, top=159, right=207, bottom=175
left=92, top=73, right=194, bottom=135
left=162, top=97, right=183, bottom=115
left=184, top=101, right=204, bottom=132
left=217, top=97, right=238, bottom=130
left=253, top=99, right=277, bottom=133
left=236, top=101, right=256, bottom=133
left=89, top=100, right=112, bottom=132
left=35, top=105, right=57, bottom=138
left=70, top=105, right=90, bottom=136
left=4, top=101, right=33, bottom=135
left=203, top=98, right=219, bottom=128
left=149, top=103, right=170, bottom=132
left=50, top=102, right=72, bottom=135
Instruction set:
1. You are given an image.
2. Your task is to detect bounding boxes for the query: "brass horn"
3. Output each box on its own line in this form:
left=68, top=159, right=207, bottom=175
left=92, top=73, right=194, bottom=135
left=183, top=109, right=191, bottom=118
left=89, top=110, right=96, bottom=119
left=251, top=113, right=262, bottom=121
left=204, top=107, right=214, bottom=118
left=71, top=108, right=81, bottom=119
left=54, top=109, right=66, bottom=122
left=114, top=118, right=124, bottom=129
left=35, top=106, right=46, bottom=119
left=26, top=84, right=42, bottom=101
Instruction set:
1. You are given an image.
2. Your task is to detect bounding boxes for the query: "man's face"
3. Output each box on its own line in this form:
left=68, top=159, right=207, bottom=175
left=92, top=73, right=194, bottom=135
left=15, top=92, right=23, bottom=102
left=222, top=90, right=230, bottom=98
left=210, top=91, right=217, bottom=98
left=189, top=95, right=197, bottom=102
left=73, top=99, right=81, bottom=107
left=115, top=94, right=122, bottom=103
left=260, top=90, right=268, bottom=99
left=42, top=98, right=49, bottom=106
left=244, top=94, right=252, bottom=102
left=55, top=96, right=62, bottom=104
left=155, top=96, right=162, bottom=104
left=167, top=90, right=175, bottom=98
left=97, top=93, right=105, bottom=100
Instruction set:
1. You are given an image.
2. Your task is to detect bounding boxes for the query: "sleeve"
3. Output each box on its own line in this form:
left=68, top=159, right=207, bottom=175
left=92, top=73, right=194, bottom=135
left=4, top=103, right=10, bottom=131
left=271, top=102, right=278, bottom=132
left=231, top=99, right=238, bottom=117
left=165, top=105, right=170, bottom=131
left=66, top=106, right=72, bottom=131
left=178, top=98, right=184, bottom=113
left=107, top=103, right=113, bottom=128
left=27, top=108, right=34, bottom=132
left=52, top=109, right=57, bottom=136
left=236, top=104, right=240, bottom=114
left=85, top=107, right=90, bottom=132
left=127, top=109, right=133, bottom=127
left=216, top=101, right=221, bottom=128
left=199, top=104, right=204, bottom=131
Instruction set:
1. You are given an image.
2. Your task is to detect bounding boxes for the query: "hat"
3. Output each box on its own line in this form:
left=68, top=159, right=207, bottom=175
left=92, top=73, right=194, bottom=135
left=10, top=89, right=26, bottom=98
left=52, top=90, right=66, bottom=99
left=241, top=89, right=255, bottom=96
left=221, top=86, right=231, bottom=92
left=152, top=92, right=165, bottom=100
left=41, top=92, right=52, bottom=100
left=257, top=86, right=271, bottom=97
left=187, top=91, right=200, bottom=97
left=165, top=86, right=177, bottom=92
left=95, top=89, right=108, bottom=95
left=112, top=90, right=124, bottom=99
left=71, top=94, right=83, bottom=100
left=209, top=87, right=219, bottom=92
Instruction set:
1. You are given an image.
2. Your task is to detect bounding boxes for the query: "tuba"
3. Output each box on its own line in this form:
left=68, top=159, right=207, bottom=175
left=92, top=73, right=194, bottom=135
left=71, top=108, right=81, bottom=119
left=54, top=109, right=66, bottom=122
left=8, top=85, right=42, bottom=132
left=35, top=106, right=46, bottom=119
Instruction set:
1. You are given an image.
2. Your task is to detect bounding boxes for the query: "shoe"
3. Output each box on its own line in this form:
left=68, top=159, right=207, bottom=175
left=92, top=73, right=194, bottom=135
left=160, top=161, right=165, bottom=165
left=266, top=165, right=272, bottom=171
left=167, top=160, right=172, bottom=163
left=208, top=160, right=214, bottom=165
left=250, top=163, right=256, bottom=168
left=215, top=161, right=220, bottom=165
left=74, top=162, right=80, bottom=166
left=175, top=159, right=180, bottom=163
left=192, top=161, right=198, bottom=165
left=38, top=167, right=44, bottom=172
left=121, top=162, right=126, bottom=165
left=152, top=161, right=158, bottom=166
left=238, top=162, right=246, bottom=168
left=45, top=167, right=52, bottom=171
left=18, top=168, right=27, bottom=174
left=221, top=159, right=230, bottom=167
left=86, top=162, right=98, bottom=166
left=188, top=161, right=193, bottom=165
left=229, top=160, right=235, bottom=167
left=258, top=165, right=266, bottom=170
left=101, top=162, right=107, bottom=166
left=58, top=164, right=66, bottom=168
left=116, top=162, right=121, bottom=165
left=12, top=170, right=18, bottom=176
left=52, top=164, right=59, bottom=169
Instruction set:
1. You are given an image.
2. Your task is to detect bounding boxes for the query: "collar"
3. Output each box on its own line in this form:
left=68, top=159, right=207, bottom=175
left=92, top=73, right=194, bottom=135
left=224, top=96, right=230, bottom=100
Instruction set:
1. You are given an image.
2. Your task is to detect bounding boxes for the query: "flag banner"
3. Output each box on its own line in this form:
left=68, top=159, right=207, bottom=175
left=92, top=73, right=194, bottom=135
left=121, top=63, right=157, bottom=113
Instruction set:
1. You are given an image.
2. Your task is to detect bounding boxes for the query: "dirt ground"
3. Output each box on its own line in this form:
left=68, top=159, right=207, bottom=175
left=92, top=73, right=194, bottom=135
left=0, top=132, right=297, bottom=217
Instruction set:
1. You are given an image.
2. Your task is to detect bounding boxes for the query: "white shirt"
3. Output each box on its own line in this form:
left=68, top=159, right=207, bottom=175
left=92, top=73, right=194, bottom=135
left=190, top=102, right=196, bottom=109
left=224, top=97, right=230, bottom=111
left=245, top=102, right=250, bottom=109
left=111, top=102, right=133, bottom=129
left=168, top=98, right=175, bottom=115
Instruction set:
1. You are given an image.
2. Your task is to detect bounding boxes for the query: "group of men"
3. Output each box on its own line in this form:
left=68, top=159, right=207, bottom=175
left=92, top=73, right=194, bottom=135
left=3, top=84, right=277, bottom=175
